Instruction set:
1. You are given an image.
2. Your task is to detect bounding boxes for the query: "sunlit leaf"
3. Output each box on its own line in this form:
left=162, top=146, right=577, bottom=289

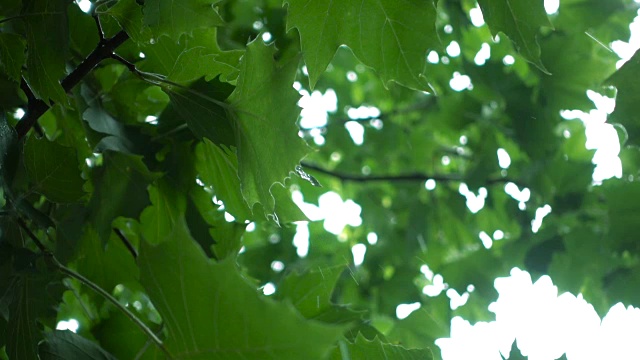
left=477, top=0, right=552, bottom=72
left=608, top=49, right=640, bottom=145
left=330, top=334, right=433, bottom=360
left=276, top=265, right=344, bottom=319
left=195, top=139, right=252, bottom=221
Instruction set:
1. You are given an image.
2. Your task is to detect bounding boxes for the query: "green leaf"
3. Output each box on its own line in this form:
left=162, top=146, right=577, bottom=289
left=0, top=33, right=25, bottom=83
left=102, top=0, right=152, bottom=44
left=38, top=330, right=117, bottom=360
left=276, top=265, right=344, bottom=319
left=159, top=78, right=236, bottom=145
left=75, top=226, right=139, bottom=293
left=227, top=39, right=309, bottom=217
left=82, top=107, right=126, bottom=138
left=87, top=151, right=159, bottom=243
left=603, top=180, right=640, bottom=252
left=0, top=114, right=18, bottom=185
left=331, top=334, right=433, bottom=360
left=196, top=139, right=252, bottom=221
left=22, top=0, right=69, bottom=104
left=387, top=297, right=450, bottom=360
left=195, top=139, right=308, bottom=223
left=608, top=49, right=640, bottom=145
left=284, top=0, right=438, bottom=90
left=477, top=0, right=552, bottom=72
left=209, top=220, right=246, bottom=260
left=139, top=28, right=242, bottom=84
left=541, top=33, right=617, bottom=113
left=139, top=218, right=345, bottom=359
left=139, top=180, right=186, bottom=245
left=143, top=0, right=224, bottom=39
left=24, top=136, right=85, bottom=203
left=6, top=262, right=62, bottom=360
left=167, top=45, right=243, bottom=84
left=92, top=310, right=158, bottom=360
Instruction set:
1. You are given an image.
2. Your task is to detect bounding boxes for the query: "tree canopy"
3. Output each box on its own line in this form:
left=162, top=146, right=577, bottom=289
left=1, top=0, right=639, bottom=359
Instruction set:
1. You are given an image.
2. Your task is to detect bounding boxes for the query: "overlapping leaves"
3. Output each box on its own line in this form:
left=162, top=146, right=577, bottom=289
left=5, top=0, right=640, bottom=360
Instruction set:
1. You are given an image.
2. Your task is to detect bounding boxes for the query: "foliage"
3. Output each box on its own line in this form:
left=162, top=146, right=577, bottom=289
left=0, top=0, right=639, bottom=359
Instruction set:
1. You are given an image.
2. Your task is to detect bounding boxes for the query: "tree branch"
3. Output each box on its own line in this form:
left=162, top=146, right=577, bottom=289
left=300, top=161, right=513, bottom=185
left=16, top=30, right=130, bottom=139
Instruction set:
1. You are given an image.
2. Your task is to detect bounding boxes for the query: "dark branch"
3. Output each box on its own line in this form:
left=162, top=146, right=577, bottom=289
left=16, top=30, right=130, bottom=139
left=300, top=161, right=513, bottom=185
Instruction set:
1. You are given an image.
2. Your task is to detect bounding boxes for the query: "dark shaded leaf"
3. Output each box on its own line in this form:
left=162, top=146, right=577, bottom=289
left=0, top=33, right=25, bottom=82
left=23, top=135, right=85, bottom=203
left=38, top=330, right=117, bottom=360
left=87, top=151, right=159, bottom=243
left=22, top=0, right=69, bottom=104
